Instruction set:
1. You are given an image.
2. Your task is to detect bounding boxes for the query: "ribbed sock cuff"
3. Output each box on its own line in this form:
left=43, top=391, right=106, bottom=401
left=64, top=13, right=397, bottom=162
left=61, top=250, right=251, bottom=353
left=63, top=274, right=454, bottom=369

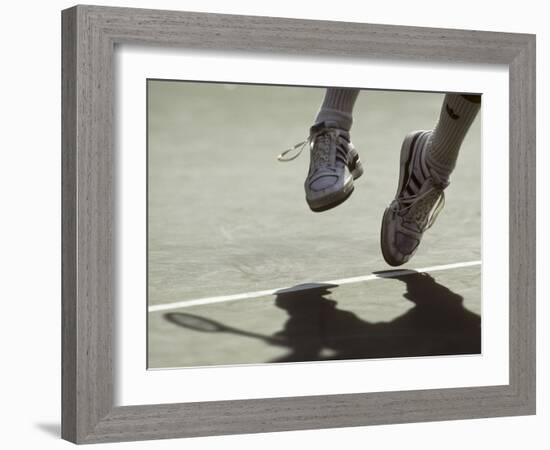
left=314, top=108, right=354, bottom=130
left=321, top=88, right=360, bottom=113
left=314, top=88, right=360, bottom=130
left=425, top=93, right=481, bottom=178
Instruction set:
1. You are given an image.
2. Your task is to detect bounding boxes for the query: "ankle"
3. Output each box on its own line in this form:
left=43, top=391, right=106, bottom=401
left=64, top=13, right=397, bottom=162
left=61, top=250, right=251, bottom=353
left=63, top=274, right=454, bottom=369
left=424, top=147, right=452, bottom=184
left=313, top=109, right=353, bottom=131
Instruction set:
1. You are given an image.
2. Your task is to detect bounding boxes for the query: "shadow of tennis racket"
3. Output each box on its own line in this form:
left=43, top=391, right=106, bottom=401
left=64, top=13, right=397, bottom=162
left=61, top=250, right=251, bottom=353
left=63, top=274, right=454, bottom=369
left=164, top=312, right=286, bottom=345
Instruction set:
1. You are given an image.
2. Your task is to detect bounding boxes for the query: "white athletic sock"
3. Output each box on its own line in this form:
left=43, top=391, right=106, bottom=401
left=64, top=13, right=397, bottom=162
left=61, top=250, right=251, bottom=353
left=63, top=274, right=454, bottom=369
left=314, top=88, right=360, bottom=130
left=425, top=94, right=481, bottom=180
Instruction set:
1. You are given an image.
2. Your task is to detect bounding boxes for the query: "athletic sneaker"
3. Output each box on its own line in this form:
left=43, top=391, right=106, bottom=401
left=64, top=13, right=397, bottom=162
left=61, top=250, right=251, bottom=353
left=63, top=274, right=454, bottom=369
left=278, top=121, right=363, bottom=212
left=380, top=130, right=449, bottom=266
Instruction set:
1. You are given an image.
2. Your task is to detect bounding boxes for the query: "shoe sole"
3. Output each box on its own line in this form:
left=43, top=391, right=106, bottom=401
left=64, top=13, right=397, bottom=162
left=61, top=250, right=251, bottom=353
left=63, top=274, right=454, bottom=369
left=380, top=130, right=426, bottom=266
left=307, top=153, right=364, bottom=212
left=380, top=208, right=404, bottom=266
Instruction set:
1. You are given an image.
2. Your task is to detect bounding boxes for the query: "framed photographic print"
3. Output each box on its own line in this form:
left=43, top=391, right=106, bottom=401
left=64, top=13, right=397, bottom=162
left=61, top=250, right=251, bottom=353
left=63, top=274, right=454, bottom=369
left=61, top=4, right=536, bottom=444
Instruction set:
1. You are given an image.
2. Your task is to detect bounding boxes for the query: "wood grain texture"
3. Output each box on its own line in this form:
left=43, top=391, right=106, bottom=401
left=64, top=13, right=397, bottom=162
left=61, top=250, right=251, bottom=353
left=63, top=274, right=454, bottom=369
left=62, top=5, right=114, bottom=443
left=61, top=4, right=536, bottom=444
left=508, top=36, right=536, bottom=409
left=61, top=6, right=77, bottom=443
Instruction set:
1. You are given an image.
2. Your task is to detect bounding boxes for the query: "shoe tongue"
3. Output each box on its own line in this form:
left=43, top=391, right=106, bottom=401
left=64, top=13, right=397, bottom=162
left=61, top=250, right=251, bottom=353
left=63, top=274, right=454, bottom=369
left=310, top=120, right=343, bottom=132
left=322, top=120, right=341, bottom=128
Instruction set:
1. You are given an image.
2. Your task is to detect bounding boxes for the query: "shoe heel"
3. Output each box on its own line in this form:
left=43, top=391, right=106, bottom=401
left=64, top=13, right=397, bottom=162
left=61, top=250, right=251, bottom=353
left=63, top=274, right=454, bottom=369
left=394, top=130, right=427, bottom=197
left=349, top=154, right=364, bottom=180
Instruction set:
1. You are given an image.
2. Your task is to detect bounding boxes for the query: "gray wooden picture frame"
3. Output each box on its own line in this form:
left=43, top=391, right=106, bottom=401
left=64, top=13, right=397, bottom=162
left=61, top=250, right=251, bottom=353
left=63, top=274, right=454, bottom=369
left=61, top=4, right=536, bottom=444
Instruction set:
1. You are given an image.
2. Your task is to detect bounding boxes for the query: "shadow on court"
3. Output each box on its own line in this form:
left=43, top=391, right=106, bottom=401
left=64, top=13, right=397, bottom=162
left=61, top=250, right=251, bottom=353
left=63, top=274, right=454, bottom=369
left=164, top=272, right=481, bottom=363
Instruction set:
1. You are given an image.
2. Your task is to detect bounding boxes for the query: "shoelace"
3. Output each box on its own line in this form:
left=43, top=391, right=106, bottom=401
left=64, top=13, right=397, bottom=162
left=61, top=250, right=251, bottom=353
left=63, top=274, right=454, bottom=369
left=277, top=126, right=336, bottom=163
left=277, top=138, right=311, bottom=162
left=277, top=130, right=347, bottom=170
left=396, top=187, right=446, bottom=231
left=395, top=169, right=449, bottom=231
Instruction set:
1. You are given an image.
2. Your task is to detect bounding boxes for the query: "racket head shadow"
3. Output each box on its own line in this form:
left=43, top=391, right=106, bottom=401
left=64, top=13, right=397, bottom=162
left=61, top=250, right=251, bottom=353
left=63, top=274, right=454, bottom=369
left=164, top=312, right=227, bottom=332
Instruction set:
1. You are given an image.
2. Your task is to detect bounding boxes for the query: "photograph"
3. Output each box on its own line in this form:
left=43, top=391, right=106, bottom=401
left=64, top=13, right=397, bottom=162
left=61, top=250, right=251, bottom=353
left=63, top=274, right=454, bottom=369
left=55, top=3, right=536, bottom=445
left=146, top=80, right=482, bottom=369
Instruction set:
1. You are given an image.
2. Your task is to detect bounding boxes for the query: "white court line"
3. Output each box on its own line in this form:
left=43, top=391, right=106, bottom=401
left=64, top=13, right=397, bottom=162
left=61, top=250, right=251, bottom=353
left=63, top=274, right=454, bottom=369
left=148, top=260, right=481, bottom=313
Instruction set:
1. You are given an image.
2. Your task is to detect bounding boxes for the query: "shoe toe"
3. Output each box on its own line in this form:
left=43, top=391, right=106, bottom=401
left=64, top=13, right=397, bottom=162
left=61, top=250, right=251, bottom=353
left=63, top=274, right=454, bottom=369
left=309, top=174, right=339, bottom=192
left=395, top=232, right=419, bottom=256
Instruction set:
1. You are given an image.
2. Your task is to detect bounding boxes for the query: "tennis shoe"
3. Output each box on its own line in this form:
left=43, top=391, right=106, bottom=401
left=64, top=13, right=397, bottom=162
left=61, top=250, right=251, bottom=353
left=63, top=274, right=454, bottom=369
left=278, top=121, right=363, bottom=212
left=380, top=130, right=449, bottom=266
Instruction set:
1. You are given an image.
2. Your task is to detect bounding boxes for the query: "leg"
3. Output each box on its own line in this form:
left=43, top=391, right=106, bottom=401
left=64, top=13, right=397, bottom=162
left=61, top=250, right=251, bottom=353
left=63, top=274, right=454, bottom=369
left=315, top=88, right=360, bottom=131
left=425, top=94, right=481, bottom=180
left=380, top=93, right=481, bottom=266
